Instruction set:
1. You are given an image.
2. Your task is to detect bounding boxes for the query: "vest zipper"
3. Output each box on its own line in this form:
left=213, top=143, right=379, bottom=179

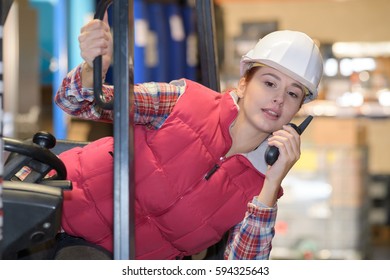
left=204, top=156, right=226, bottom=180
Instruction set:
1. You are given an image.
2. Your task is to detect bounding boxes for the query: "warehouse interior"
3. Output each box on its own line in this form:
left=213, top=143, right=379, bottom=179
left=2, top=0, right=390, bottom=259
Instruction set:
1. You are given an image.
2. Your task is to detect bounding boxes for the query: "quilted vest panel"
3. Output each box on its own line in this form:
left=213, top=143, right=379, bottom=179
left=60, top=79, right=270, bottom=259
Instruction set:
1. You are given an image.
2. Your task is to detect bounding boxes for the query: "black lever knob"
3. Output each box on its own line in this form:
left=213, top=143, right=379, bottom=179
left=32, top=131, right=56, bottom=149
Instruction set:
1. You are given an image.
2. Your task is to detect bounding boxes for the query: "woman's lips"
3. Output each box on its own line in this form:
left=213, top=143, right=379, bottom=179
left=262, top=108, right=280, bottom=120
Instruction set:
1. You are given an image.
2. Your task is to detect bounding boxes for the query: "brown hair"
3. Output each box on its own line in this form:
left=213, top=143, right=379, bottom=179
left=242, top=65, right=260, bottom=83
left=221, top=66, right=260, bottom=94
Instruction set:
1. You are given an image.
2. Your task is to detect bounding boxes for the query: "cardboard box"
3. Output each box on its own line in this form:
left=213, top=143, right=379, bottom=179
left=305, top=117, right=366, bottom=147
left=365, top=119, right=390, bottom=174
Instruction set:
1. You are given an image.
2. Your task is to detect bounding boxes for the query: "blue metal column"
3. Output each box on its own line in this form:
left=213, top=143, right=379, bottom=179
left=52, top=0, right=67, bottom=139
left=165, top=2, right=186, bottom=81
left=68, top=0, right=95, bottom=70
left=147, top=3, right=168, bottom=82
left=134, top=0, right=149, bottom=83
left=182, top=2, right=198, bottom=81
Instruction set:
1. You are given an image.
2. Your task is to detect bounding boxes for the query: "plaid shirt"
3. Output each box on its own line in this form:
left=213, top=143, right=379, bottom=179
left=54, top=64, right=277, bottom=260
left=224, top=199, right=276, bottom=260
left=55, top=65, right=185, bottom=129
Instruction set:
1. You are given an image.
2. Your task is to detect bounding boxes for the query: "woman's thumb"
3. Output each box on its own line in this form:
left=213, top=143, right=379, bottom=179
left=103, top=11, right=109, bottom=25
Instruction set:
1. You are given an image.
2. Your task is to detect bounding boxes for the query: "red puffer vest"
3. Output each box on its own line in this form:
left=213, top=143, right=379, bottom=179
left=59, top=79, right=282, bottom=259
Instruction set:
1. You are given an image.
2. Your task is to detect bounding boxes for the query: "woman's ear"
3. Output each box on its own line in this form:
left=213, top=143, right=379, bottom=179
left=236, top=77, right=247, bottom=99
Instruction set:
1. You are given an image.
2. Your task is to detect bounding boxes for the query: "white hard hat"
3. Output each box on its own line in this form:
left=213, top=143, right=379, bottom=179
left=240, top=30, right=324, bottom=103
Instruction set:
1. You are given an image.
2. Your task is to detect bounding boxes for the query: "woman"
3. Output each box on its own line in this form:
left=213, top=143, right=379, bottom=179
left=54, top=16, right=323, bottom=260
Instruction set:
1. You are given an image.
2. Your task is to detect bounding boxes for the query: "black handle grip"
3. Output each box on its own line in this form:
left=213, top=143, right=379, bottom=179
left=93, top=0, right=114, bottom=110
left=264, top=115, right=313, bottom=166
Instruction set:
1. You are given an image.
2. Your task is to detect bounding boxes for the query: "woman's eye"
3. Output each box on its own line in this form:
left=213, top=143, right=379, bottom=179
left=265, top=81, right=275, bottom=88
left=288, top=91, right=299, bottom=98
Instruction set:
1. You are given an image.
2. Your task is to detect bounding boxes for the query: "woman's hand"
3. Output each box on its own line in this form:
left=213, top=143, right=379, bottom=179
left=258, top=124, right=301, bottom=206
left=78, top=12, right=113, bottom=87
left=266, top=124, right=301, bottom=182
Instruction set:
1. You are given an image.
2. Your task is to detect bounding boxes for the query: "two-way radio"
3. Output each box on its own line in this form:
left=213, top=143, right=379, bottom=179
left=264, top=115, right=313, bottom=166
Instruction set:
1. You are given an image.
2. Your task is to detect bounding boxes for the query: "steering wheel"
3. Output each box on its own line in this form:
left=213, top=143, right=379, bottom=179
left=3, top=131, right=67, bottom=183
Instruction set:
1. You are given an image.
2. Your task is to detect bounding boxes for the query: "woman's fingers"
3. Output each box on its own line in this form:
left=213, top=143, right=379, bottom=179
left=78, top=19, right=113, bottom=69
left=267, top=125, right=301, bottom=164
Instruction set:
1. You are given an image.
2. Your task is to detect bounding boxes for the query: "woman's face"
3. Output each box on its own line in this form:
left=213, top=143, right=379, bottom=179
left=237, top=66, right=306, bottom=134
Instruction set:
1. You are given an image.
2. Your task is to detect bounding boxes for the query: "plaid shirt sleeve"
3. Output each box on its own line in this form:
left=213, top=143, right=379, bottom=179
left=224, top=197, right=277, bottom=260
left=55, top=64, right=185, bottom=129
left=54, top=64, right=115, bottom=122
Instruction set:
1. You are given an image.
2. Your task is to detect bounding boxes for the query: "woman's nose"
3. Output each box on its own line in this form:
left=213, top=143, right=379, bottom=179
left=272, top=91, right=284, bottom=105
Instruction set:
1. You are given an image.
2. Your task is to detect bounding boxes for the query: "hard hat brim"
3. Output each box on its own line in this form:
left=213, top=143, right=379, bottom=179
left=241, top=58, right=317, bottom=103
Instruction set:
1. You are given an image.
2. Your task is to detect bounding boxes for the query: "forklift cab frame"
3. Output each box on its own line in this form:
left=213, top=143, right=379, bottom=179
left=0, top=0, right=221, bottom=260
